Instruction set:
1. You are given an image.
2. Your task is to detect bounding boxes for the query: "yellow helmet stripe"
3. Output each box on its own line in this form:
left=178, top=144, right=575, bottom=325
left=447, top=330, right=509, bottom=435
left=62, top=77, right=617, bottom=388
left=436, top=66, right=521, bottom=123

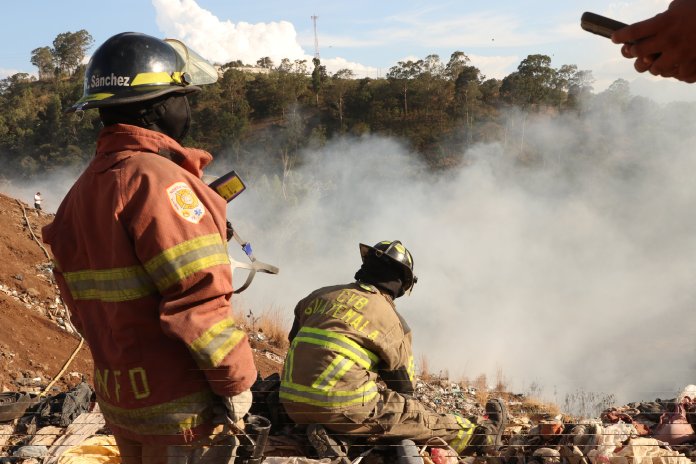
left=131, top=71, right=184, bottom=87
left=79, top=92, right=115, bottom=102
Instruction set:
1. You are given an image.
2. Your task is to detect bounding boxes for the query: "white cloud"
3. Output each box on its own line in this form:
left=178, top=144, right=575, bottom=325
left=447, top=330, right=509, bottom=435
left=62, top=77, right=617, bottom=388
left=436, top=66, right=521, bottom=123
left=468, top=54, right=519, bottom=80
left=152, top=0, right=376, bottom=77
left=320, top=57, right=379, bottom=79
left=152, top=0, right=305, bottom=65
left=0, top=68, right=24, bottom=79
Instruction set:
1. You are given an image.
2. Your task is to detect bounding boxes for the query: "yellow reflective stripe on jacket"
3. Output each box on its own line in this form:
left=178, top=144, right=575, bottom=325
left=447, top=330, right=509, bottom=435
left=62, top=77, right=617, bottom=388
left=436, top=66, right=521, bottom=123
left=449, top=415, right=476, bottom=453
left=97, top=390, right=216, bottom=436
left=144, top=234, right=230, bottom=292
left=282, top=346, right=295, bottom=383
left=279, top=381, right=379, bottom=408
left=407, top=355, right=415, bottom=381
left=312, top=355, right=355, bottom=391
left=294, top=327, right=379, bottom=370
left=189, top=318, right=246, bottom=368
left=63, top=265, right=157, bottom=302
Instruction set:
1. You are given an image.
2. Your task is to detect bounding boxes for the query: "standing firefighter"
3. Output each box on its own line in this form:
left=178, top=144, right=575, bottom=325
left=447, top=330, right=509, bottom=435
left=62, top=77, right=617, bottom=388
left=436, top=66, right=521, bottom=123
left=42, top=33, right=256, bottom=464
left=280, top=240, right=508, bottom=460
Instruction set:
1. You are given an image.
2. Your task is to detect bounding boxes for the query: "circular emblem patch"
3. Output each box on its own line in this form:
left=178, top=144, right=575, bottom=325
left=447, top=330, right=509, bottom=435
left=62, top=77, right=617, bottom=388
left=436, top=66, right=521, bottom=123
left=166, top=181, right=206, bottom=224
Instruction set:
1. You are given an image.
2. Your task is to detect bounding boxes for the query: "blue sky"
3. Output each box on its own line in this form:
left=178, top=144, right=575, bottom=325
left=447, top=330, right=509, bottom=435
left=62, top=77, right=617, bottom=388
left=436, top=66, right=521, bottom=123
left=2, top=0, right=693, bottom=101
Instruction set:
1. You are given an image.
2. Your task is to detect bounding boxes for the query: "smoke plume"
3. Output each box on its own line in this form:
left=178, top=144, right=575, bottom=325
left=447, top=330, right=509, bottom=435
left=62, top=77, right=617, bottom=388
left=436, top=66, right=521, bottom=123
left=225, top=101, right=696, bottom=407
left=6, top=97, right=696, bottom=409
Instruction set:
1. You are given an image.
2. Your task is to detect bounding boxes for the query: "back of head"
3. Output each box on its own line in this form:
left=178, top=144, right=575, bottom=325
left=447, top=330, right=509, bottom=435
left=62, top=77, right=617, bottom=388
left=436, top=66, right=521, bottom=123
left=355, top=240, right=418, bottom=299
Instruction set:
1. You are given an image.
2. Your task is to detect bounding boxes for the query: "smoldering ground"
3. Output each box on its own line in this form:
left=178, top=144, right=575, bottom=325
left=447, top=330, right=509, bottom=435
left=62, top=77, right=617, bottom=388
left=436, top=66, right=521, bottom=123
left=6, top=97, right=696, bottom=410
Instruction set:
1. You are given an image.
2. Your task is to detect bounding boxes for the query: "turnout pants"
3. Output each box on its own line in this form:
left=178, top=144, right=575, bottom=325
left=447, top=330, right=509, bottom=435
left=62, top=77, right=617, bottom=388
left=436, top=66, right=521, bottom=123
left=283, top=389, right=479, bottom=455
left=114, top=424, right=239, bottom=464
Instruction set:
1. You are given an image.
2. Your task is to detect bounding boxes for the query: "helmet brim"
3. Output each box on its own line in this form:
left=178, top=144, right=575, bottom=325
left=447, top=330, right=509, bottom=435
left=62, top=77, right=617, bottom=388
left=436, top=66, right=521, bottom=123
left=358, top=242, right=417, bottom=292
left=359, top=243, right=374, bottom=264
left=65, top=84, right=200, bottom=113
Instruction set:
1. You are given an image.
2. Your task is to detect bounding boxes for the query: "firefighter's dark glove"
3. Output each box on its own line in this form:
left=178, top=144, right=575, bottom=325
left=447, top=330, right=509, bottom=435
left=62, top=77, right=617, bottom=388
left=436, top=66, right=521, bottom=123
left=226, top=220, right=234, bottom=242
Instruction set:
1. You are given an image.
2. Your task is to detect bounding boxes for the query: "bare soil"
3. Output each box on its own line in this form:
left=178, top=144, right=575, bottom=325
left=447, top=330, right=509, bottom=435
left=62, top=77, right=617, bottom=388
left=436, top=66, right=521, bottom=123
left=0, top=191, right=282, bottom=395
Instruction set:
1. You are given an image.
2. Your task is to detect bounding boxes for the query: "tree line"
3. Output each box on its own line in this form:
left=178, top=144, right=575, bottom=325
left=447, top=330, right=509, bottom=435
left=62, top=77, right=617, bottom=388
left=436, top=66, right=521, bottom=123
left=0, top=30, right=645, bottom=181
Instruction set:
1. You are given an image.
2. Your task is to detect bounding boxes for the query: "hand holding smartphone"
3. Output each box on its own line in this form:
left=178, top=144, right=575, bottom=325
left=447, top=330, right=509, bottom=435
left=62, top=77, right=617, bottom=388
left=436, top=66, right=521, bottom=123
left=581, top=12, right=628, bottom=39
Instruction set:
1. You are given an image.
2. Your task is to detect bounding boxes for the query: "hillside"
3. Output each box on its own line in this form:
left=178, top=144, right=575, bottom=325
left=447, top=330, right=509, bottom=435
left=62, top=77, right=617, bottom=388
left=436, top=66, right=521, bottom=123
left=0, top=191, right=282, bottom=395
left=0, top=193, right=92, bottom=392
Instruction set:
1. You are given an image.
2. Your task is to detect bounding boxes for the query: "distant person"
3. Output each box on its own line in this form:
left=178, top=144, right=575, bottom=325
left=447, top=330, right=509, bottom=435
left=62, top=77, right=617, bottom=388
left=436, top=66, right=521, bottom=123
left=279, top=240, right=508, bottom=461
left=41, top=32, right=256, bottom=464
left=34, top=192, right=42, bottom=211
left=612, top=0, right=696, bottom=83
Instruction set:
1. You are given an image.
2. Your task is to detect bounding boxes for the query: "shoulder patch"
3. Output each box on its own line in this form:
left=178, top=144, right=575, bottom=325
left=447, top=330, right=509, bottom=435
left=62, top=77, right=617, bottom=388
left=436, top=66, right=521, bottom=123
left=166, top=181, right=206, bottom=224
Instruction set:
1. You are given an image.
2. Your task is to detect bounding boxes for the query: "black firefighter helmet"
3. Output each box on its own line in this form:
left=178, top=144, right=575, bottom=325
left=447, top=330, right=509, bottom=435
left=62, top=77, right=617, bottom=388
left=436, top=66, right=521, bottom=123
left=66, top=32, right=218, bottom=113
left=359, top=240, right=418, bottom=294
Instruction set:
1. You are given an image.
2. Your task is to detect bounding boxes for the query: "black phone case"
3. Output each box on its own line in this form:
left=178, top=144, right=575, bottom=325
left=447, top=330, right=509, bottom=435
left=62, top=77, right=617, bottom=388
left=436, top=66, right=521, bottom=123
left=581, top=12, right=628, bottom=38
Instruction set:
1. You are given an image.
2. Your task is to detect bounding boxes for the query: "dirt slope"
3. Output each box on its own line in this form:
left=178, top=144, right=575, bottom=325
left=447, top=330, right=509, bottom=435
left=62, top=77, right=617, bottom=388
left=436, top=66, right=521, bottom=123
left=0, top=193, right=93, bottom=392
left=0, top=191, right=281, bottom=394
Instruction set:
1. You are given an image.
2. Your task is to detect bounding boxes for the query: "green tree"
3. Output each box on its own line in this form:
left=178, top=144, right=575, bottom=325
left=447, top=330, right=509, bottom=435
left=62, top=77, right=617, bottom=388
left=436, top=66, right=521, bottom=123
left=30, top=47, right=55, bottom=81
left=52, top=30, right=93, bottom=76
left=311, top=57, right=327, bottom=106
left=445, top=51, right=471, bottom=80
left=325, top=69, right=356, bottom=131
left=387, top=60, right=423, bottom=115
left=500, top=54, right=557, bottom=109
left=256, top=57, right=274, bottom=69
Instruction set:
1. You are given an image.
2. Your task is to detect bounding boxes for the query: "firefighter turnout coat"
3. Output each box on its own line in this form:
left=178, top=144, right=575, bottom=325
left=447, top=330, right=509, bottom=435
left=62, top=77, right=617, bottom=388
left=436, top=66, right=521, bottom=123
left=280, top=282, right=479, bottom=453
left=42, top=124, right=256, bottom=444
left=280, top=282, right=416, bottom=415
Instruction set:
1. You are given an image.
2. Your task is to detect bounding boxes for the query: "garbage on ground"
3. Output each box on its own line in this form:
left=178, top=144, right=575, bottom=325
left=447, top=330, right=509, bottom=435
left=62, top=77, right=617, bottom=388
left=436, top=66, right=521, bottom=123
left=1, top=379, right=696, bottom=463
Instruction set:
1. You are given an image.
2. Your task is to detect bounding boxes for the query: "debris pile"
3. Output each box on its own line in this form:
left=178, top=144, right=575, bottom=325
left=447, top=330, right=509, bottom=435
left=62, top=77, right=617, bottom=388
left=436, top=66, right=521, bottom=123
left=1, top=377, right=696, bottom=463
left=415, top=379, right=484, bottom=417
left=0, top=277, right=74, bottom=337
left=499, top=385, right=696, bottom=464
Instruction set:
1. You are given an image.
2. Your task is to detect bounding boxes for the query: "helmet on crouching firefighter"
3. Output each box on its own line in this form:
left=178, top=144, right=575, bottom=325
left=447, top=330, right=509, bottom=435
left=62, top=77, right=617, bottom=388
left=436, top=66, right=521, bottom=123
left=66, top=32, right=218, bottom=142
left=355, top=240, right=418, bottom=299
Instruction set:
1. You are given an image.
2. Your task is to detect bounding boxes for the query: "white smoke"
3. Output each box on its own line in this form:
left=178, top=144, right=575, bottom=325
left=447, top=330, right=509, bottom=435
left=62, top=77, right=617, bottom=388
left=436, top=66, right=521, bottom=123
left=224, top=101, right=696, bottom=407
left=152, top=0, right=377, bottom=76
left=6, top=94, right=696, bottom=412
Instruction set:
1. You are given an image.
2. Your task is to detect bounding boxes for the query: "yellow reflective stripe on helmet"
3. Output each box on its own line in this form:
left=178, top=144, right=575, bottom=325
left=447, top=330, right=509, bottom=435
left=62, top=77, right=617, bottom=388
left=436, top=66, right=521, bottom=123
left=279, top=381, right=378, bottom=408
left=144, top=234, right=230, bottom=292
left=189, top=318, right=246, bottom=368
left=63, top=265, right=157, bottom=302
left=97, top=390, right=215, bottom=436
left=131, top=71, right=184, bottom=86
left=295, top=327, right=378, bottom=369
left=407, top=355, right=415, bottom=381
left=449, top=415, right=476, bottom=453
left=79, top=92, right=115, bottom=102
left=312, top=355, right=355, bottom=392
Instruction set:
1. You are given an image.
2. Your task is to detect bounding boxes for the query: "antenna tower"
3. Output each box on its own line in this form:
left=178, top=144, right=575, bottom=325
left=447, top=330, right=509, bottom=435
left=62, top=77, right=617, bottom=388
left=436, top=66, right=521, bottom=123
left=311, top=14, right=320, bottom=60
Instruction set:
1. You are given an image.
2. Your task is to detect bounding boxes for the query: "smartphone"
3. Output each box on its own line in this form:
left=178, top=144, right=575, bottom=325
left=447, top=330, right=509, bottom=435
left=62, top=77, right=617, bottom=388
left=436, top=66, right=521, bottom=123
left=581, top=12, right=628, bottom=39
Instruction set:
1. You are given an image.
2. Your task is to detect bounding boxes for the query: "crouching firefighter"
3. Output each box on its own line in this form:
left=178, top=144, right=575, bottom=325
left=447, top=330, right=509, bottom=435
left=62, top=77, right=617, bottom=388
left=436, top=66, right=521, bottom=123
left=42, top=32, right=258, bottom=464
left=279, top=240, right=508, bottom=460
